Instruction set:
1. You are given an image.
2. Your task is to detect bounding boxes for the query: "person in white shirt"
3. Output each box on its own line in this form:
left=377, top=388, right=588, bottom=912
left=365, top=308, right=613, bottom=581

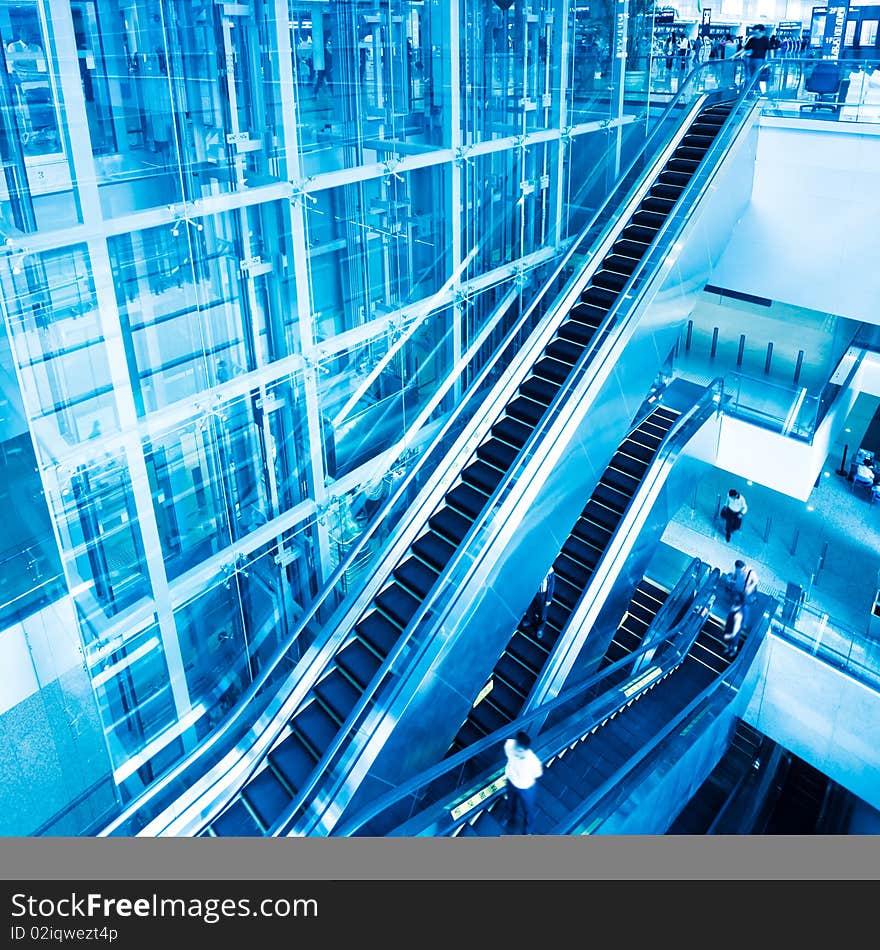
left=503, top=731, right=543, bottom=834
left=721, top=488, right=748, bottom=542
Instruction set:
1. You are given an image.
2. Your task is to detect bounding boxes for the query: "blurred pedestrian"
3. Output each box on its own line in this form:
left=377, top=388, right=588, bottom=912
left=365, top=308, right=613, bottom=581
left=503, top=730, right=543, bottom=834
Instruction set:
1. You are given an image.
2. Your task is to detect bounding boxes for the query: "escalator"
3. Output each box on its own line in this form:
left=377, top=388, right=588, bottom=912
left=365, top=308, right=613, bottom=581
left=328, top=579, right=783, bottom=837
left=198, top=97, right=739, bottom=838
left=599, top=578, right=673, bottom=668
left=452, top=575, right=672, bottom=755
left=456, top=608, right=736, bottom=836
left=447, top=404, right=680, bottom=754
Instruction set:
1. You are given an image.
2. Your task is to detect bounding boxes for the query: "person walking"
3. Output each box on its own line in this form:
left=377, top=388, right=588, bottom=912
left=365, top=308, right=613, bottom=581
left=740, top=24, right=770, bottom=89
left=721, top=594, right=745, bottom=658
left=503, top=731, right=543, bottom=834
left=720, top=488, right=748, bottom=542
left=525, top=566, right=555, bottom=640
left=727, top=558, right=758, bottom=603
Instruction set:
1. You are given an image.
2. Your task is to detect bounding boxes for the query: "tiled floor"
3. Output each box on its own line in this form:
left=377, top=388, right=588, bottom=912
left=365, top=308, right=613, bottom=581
left=655, top=392, right=880, bottom=644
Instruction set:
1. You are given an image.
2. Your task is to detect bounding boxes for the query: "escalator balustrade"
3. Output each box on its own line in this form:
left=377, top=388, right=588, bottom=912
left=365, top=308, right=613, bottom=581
left=203, top=99, right=735, bottom=837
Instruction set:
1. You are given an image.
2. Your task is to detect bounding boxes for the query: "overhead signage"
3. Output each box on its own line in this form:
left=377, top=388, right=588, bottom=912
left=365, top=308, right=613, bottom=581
left=823, top=1, right=849, bottom=57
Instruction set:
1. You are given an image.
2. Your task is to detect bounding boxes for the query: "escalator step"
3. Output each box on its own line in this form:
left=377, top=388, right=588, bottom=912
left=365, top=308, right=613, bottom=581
left=429, top=505, right=471, bottom=545
left=600, top=467, right=639, bottom=496
left=495, top=651, right=538, bottom=696
left=394, top=555, right=441, bottom=599
left=629, top=427, right=662, bottom=451
left=558, top=316, right=600, bottom=347
left=472, top=808, right=507, bottom=837
left=667, top=158, right=699, bottom=175
left=609, top=451, right=648, bottom=478
left=640, top=196, right=676, bottom=215
left=688, top=122, right=722, bottom=138
left=374, top=583, right=421, bottom=630
left=673, top=146, right=708, bottom=163
left=468, top=696, right=509, bottom=736
left=485, top=674, right=527, bottom=718
left=612, top=237, right=650, bottom=259
left=602, top=254, right=638, bottom=276
left=356, top=609, right=403, bottom=656
left=291, top=699, right=341, bottom=759
left=546, top=337, right=584, bottom=366
left=314, top=667, right=362, bottom=721
left=604, top=640, right=633, bottom=665
left=535, top=785, right=571, bottom=827
left=593, top=269, right=628, bottom=292
left=519, top=374, right=559, bottom=406
left=447, top=482, right=489, bottom=520
left=619, top=437, right=653, bottom=463
left=631, top=209, right=668, bottom=230
left=592, top=481, right=629, bottom=513
left=493, top=415, right=533, bottom=449
left=574, top=516, right=612, bottom=551
left=560, top=537, right=599, bottom=577
left=411, top=529, right=456, bottom=571
left=554, top=551, right=590, bottom=589
left=242, top=766, right=293, bottom=831
left=533, top=355, right=573, bottom=385
left=629, top=600, right=658, bottom=626
left=582, top=498, right=620, bottom=532
left=477, top=437, right=519, bottom=472
left=551, top=572, right=582, bottom=611
left=621, top=224, right=657, bottom=244
left=649, top=182, right=684, bottom=202
left=507, top=633, right=548, bottom=672
left=459, top=458, right=504, bottom=499
left=581, top=284, right=619, bottom=309
left=682, top=133, right=714, bottom=149
left=547, top=599, right=573, bottom=632
left=570, top=301, right=608, bottom=327
left=269, top=733, right=319, bottom=794
left=657, top=170, right=690, bottom=188
left=210, top=799, right=262, bottom=837
left=335, top=637, right=382, bottom=691
left=453, top=718, right=489, bottom=749
left=506, top=395, right=546, bottom=428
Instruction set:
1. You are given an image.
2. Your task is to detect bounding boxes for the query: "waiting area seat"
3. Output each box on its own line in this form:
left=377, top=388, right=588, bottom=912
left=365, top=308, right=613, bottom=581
left=800, top=62, right=844, bottom=116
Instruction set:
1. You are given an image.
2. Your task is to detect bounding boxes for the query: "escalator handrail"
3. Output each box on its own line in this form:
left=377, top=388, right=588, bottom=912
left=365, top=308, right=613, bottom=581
left=101, top=63, right=750, bottom=839
left=329, top=557, right=724, bottom=839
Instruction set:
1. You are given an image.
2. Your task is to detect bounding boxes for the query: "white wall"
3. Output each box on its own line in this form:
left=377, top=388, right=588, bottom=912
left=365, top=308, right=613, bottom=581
left=739, top=632, right=880, bottom=812
left=710, top=118, right=880, bottom=323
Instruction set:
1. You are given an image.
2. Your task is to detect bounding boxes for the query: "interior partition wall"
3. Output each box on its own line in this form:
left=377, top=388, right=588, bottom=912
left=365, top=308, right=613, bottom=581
left=0, top=0, right=658, bottom=834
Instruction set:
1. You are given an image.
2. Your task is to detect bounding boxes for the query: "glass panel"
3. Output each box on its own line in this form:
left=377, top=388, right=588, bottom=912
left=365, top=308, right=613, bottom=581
left=0, top=0, right=80, bottom=231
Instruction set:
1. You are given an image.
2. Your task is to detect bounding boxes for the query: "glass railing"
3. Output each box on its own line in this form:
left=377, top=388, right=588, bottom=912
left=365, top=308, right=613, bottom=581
left=717, top=344, right=865, bottom=443
left=761, top=57, right=880, bottom=126
left=331, top=565, right=728, bottom=837
left=765, top=590, right=880, bottom=692
left=99, top=60, right=754, bottom=837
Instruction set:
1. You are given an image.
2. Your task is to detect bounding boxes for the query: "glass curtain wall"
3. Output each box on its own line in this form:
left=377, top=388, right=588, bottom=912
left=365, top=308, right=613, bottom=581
left=0, top=0, right=658, bottom=834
